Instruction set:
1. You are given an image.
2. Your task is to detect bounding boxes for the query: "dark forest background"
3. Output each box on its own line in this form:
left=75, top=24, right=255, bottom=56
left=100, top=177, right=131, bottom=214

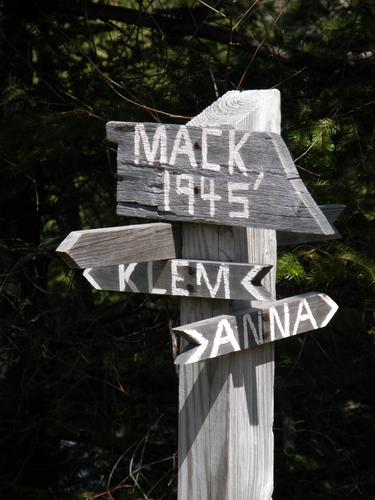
left=0, top=0, right=374, bottom=498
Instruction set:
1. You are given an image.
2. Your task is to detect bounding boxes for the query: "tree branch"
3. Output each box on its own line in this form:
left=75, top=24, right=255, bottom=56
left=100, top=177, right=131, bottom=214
left=59, top=3, right=261, bottom=52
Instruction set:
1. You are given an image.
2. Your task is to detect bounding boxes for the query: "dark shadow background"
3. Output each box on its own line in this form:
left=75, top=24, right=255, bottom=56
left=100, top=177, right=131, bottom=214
left=0, top=0, right=374, bottom=498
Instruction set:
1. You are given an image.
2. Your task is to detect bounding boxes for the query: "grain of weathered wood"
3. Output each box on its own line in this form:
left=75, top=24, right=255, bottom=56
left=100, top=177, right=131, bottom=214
left=107, top=121, right=334, bottom=235
left=56, top=223, right=180, bottom=269
left=83, top=259, right=272, bottom=301
left=178, top=89, right=279, bottom=500
left=174, top=292, right=338, bottom=364
left=278, top=204, right=345, bottom=246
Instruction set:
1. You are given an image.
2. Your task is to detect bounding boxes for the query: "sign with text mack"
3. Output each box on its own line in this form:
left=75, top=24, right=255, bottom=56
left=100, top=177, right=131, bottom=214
left=107, top=122, right=334, bottom=235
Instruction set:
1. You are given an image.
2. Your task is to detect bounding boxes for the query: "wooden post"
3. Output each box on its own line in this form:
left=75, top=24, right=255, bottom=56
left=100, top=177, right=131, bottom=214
left=178, top=90, right=280, bottom=499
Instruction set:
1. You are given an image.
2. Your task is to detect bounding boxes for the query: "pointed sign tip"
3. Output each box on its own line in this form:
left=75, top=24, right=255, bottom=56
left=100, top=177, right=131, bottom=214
left=318, top=293, right=339, bottom=327
left=173, top=327, right=204, bottom=346
left=56, top=231, right=81, bottom=253
left=83, top=268, right=102, bottom=290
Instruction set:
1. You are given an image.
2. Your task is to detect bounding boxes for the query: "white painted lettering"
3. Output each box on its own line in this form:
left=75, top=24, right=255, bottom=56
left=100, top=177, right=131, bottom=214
left=119, top=263, right=139, bottom=292
left=176, top=174, right=195, bottom=215
left=171, top=260, right=189, bottom=296
left=292, top=299, right=318, bottom=335
left=83, top=268, right=101, bottom=290
left=318, top=294, right=339, bottom=327
left=243, top=311, right=263, bottom=346
left=240, top=265, right=266, bottom=300
left=229, top=130, right=249, bottom=176
left=202, top=128, right=222, bottom=171
left=163, top=169, right=170, bottom=211
left=169, top=126, right=197, bottom=167
left=228, top=182, right=250, bottom=219
left=269, top=303, right=290, bottom=340
left=134, top=124, right=167, bottom=165
left=147, top=262, right=167, bottom=295
left=200, top=177, right=221, bottom=217
left=253, top=171, right=264, bottom=190
left=186, top=330, right=209, bottom=364
left=196, top=263, right=230, bottom=299
left=211, top=319, right=240, bottom=358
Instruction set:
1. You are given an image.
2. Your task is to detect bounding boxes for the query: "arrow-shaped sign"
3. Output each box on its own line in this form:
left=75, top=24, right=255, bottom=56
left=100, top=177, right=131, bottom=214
left=56, top=204, right=344, bottom=270
left=56, top=222, right=180, bottom=269
left=83, top=259, right=273, bottom=301
left=174, top=292, right=338, bottom=365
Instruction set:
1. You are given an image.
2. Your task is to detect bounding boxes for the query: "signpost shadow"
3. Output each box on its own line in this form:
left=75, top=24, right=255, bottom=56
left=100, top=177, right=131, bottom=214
left=178, top=347, right=273, bottom=464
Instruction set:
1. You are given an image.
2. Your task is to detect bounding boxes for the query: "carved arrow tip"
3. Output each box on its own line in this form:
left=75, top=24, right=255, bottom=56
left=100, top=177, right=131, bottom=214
left=318, top=293, right=339, bottom=327
left=56, top=231, right=81, bottom=253
left=83, top=268, right=102, bottom=290
left=56, top=231, right=82, bottom=268
left=173, top=328, right=204, bottom=346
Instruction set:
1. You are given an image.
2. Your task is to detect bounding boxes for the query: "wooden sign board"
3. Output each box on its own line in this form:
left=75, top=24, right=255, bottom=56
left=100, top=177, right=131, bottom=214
left=56, top=222, right=180, bottom=269
left=107, top=122, right=334, bottom=235
left=56, top=202, right=344, bottom=270
left=174, top=292, right=338, bottom=365
left=83, top=260, right=273, bottom=301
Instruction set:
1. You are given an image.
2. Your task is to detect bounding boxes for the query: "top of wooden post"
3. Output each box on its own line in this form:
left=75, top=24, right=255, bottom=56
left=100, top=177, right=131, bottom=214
left=188, top=89, right=281, bottom=133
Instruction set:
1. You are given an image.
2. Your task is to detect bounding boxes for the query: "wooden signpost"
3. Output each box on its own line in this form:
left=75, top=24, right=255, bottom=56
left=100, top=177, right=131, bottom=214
left=57, top=89, right=341, bottom=500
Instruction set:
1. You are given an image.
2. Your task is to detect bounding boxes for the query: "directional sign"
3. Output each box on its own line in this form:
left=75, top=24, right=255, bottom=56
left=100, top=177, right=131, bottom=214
left=107, top=122, right=334, bottom=235
left=57, top=204, right=345, bottom=270
left=56, top=222, right=180, bottom=269
left=173, top=292, right=338, bottom=365
left=83, top=259, right=273, bottom=301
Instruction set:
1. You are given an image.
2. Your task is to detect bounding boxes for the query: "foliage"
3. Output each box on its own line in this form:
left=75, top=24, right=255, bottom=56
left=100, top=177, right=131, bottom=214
left=0, top=0, right=374, bottom=498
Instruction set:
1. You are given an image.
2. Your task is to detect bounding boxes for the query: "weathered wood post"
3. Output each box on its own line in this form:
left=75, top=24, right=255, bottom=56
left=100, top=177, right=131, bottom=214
left=178, top=90, right=279, bottom=499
